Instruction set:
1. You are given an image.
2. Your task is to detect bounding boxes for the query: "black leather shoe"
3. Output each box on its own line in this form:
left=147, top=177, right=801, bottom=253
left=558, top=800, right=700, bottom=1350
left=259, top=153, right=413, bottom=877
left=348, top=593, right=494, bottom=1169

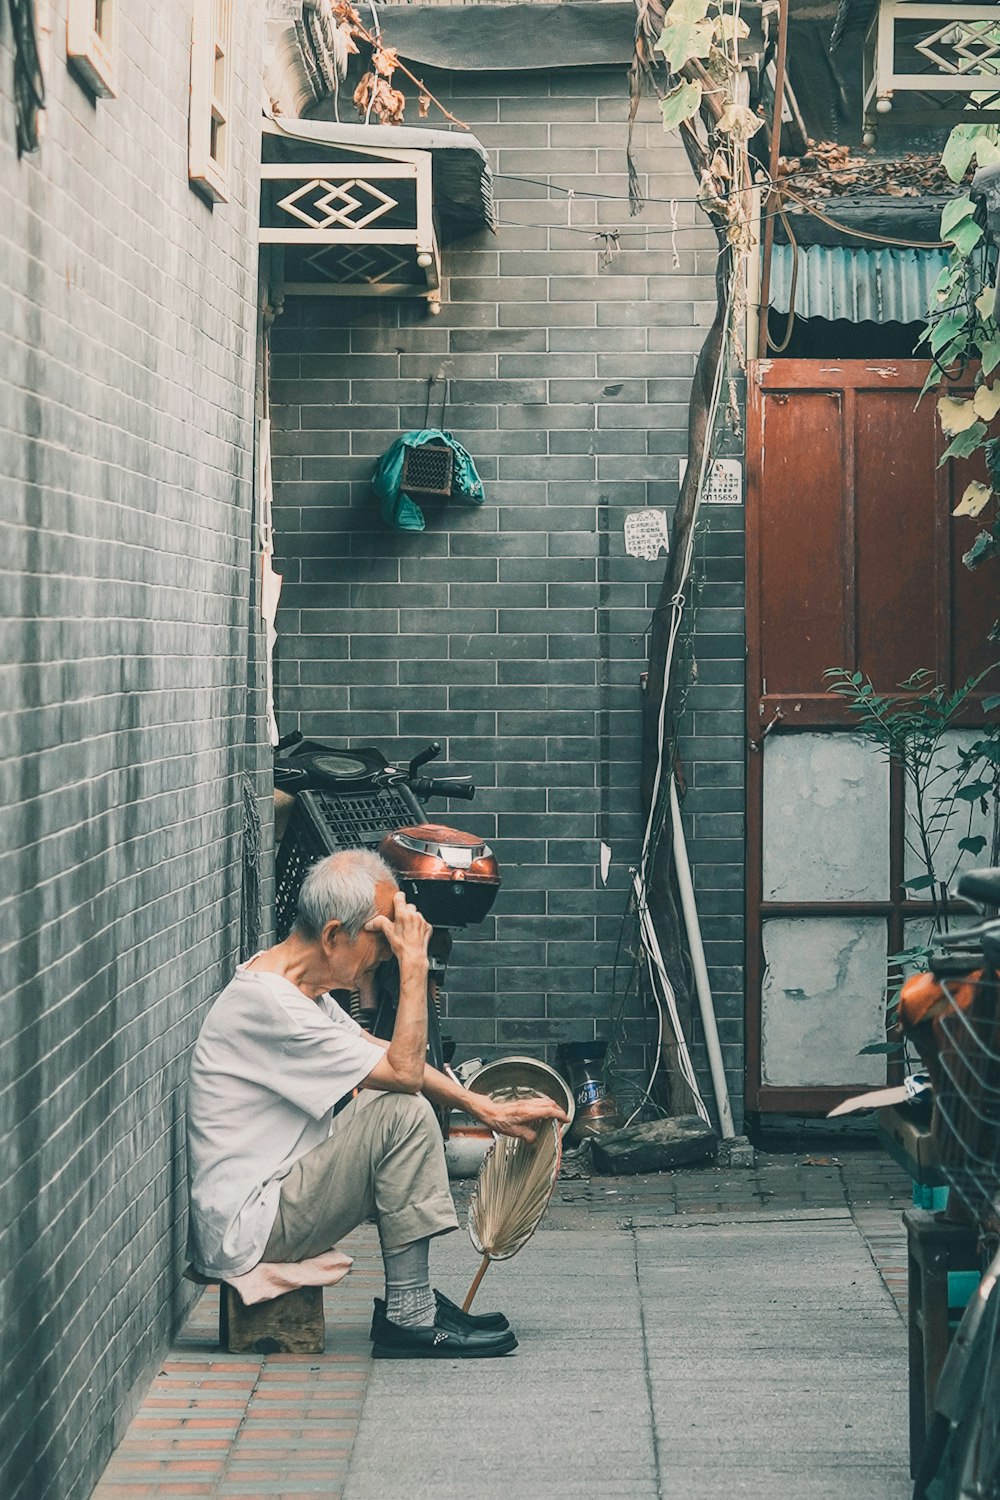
left=369, top=1293, right=510, bottom=1340
left=371, top=1307, right=517, bottom=1360
left=435, top=1289, right=510, bottom=1333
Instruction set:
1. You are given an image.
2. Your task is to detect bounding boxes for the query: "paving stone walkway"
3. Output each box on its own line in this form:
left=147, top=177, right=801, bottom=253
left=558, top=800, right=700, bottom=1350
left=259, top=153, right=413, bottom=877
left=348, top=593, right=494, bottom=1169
left=92, top=1149, right=914, bottom=1500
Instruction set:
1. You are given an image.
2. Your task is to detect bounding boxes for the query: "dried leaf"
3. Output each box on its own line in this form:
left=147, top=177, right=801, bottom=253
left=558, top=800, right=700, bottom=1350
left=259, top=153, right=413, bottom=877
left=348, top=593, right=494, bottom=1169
left=418, top=90, right=431, bottom=119
left=938, top=395, right=977, bottom=436
left=973, top=382, right=1000, bottom=423
left=353, top=72, right=373, bottom=113
left=353, top=71, right=406, bottom=125
left=716, top=103, right=764, bottom=141
left=335, top=20, right=359, bottom=55
left=372, top=46, right=399, bottom=79
left=332, top=0, right=362, bottom=24
left=713, top=13, right=749, bottom=43
left=953, top=481, right=993, bottom=519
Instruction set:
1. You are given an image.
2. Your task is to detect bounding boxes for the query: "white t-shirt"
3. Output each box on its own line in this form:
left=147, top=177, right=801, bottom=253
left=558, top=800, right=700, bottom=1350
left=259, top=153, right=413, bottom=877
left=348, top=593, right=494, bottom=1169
left=186, top=962, right=384, bottom=1279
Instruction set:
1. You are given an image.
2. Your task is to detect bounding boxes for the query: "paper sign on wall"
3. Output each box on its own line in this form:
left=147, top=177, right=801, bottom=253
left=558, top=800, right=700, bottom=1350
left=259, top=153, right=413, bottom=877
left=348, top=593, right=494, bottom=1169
left=679, top=457, right=743, bottom=504
left=624, top=508, right=669, bottom=560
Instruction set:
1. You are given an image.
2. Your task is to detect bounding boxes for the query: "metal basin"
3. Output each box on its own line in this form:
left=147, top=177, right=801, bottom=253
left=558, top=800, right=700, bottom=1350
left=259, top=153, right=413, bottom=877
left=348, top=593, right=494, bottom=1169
left=465, top=1055, right=575, bottom=1137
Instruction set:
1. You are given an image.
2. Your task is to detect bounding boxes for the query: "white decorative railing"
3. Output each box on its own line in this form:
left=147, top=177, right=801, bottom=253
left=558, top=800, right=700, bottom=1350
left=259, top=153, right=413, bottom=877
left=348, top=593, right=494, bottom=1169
left=863, top=2, right=1000, bottom=142
left=259, top=153, right=440, bottom=300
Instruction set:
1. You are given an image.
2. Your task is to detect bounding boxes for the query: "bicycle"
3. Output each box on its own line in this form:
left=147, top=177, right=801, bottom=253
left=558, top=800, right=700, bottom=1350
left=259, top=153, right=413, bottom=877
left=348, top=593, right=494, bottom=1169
left=904, top=867, right=1000, bottom=1500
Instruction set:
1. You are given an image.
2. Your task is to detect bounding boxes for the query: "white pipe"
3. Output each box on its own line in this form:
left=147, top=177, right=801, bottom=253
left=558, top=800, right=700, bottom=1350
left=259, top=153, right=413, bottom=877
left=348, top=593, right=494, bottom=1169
left=670, top=778, right=736, bottom=1139
left=632, top=871, right=711, bottom=1128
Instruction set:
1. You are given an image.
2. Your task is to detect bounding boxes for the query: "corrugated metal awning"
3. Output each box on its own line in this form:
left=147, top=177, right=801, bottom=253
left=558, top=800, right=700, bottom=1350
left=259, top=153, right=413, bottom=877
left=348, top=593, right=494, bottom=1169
left=770, top=245, right=950, bottom=325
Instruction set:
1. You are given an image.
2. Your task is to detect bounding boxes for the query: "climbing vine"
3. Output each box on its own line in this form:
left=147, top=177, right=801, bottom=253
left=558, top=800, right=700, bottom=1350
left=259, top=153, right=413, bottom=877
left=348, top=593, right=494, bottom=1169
left=619, top=0, right=760, bottom=1122
left=921, top=121, right=1000, bottom=570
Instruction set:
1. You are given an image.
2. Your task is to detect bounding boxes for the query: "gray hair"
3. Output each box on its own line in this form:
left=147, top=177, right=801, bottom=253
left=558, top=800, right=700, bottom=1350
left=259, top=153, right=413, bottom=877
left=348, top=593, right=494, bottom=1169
left=293, top=849, right=398, bottom=941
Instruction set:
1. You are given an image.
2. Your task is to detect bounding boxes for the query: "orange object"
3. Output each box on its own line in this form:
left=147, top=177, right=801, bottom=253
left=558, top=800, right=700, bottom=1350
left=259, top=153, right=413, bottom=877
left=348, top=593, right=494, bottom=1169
left=899, top=969, right=984, bottom=1030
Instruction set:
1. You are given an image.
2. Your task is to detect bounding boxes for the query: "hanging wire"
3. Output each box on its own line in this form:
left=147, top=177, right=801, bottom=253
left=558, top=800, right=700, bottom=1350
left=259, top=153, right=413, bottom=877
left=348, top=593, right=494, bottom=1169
left=363, top=0, right=381, bottom=126
left=766, top=200, right=800, bottom=353
left=8, top=0, right=46, bottom=155
left=239, top=772, right=263, bottom=962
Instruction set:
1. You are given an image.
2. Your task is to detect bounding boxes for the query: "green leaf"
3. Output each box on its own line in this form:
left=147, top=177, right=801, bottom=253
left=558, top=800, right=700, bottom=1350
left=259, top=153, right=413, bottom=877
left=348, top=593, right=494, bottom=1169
left=658, top=78, right=703, bottom=130
left=666, top=0, right=711, bottom=21
left=655, top=17, right=714, bottom=69
left=929, top=311, right=969, bottom=355
left=955, top=780, right=993, bottom=801
left=959, top=835, right=988, bottom=855
left=942, top=127, right=984, bottom=184
left=982, top=339, right=1000, bottom=379
left=940, top=421, right=988, bottom=465
left=949, top=217, right=985, bottom=257
left=859, top=1041, right=904, bottom=1055
left=921, top=363, right=945, bottom=397
left=941, top=195, right=977, bottom=237
left=907, top=874, right=938, bottom=891
left=965, top=530, right=999, bottom=569
left=982, top=693, right=1000, bottom=712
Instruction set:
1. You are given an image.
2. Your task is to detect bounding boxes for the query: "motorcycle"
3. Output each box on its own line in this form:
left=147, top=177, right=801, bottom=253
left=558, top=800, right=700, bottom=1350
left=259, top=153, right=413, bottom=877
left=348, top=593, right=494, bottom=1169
left=273, top=734, right=501, bottom=1120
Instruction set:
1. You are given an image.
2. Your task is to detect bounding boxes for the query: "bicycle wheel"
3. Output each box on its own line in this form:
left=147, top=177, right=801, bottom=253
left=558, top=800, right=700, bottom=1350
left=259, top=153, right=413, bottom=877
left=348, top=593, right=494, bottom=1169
left=924, top=1277, right=1000, bottom=1499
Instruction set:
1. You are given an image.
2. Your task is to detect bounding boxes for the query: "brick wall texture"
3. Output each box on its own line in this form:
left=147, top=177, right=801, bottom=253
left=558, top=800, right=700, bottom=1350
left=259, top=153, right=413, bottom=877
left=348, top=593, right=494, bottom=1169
left=0, top=3, right=266, bottom=1496
left=269, top=63, right=747, bottom=1129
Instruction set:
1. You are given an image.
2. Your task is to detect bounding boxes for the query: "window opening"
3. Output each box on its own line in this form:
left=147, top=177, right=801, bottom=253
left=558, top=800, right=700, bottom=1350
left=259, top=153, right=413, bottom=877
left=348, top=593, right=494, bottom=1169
left=189, top=0, right=233, bottom=203
left=67, top=0, right=115, bottom=98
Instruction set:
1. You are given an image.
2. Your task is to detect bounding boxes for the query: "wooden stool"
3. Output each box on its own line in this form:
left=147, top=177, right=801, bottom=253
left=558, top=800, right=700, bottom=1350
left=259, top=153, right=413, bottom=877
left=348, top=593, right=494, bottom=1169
left=904, top=1208, right=979, bottom=1476
left=219, top=1283, right=326, bottom=1354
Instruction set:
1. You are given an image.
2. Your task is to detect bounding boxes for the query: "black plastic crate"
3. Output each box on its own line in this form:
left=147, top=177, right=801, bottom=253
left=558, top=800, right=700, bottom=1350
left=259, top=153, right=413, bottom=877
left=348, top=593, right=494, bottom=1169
left=275, top=785, right=423, bottom=940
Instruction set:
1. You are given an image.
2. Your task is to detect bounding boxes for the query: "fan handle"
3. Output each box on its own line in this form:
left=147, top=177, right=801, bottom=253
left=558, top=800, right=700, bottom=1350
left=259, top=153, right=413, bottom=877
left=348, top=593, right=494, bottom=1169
left=463, top=1253, right=491, bottom=1313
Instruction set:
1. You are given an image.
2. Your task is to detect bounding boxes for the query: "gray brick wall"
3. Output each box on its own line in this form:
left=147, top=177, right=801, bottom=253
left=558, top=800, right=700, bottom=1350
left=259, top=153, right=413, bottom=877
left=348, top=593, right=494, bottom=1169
left=0, top=3, right=266, bottom=1495
left=269, top=64, right=746, bottom=1127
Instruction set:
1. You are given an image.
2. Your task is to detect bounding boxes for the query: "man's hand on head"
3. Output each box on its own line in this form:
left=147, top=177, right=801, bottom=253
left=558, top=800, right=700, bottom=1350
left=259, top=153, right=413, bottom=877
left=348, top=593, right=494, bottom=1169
left=364, top=892, right=431, bottom=974
left=478, top=1094, right=569, bottom=1143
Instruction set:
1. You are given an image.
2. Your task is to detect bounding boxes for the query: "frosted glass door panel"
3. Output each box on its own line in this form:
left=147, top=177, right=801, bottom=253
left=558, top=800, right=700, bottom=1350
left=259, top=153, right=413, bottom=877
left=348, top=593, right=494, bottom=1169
left=761, top=917, right=888, bottom=1087
left=904, top=731, right=994, bottom=896
left=762, top=733, right=890, bottom=901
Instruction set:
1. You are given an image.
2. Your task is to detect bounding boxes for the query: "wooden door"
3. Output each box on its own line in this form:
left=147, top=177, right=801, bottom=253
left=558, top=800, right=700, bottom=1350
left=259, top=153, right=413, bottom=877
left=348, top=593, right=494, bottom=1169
left=745, top=359, right=997, bottom=1114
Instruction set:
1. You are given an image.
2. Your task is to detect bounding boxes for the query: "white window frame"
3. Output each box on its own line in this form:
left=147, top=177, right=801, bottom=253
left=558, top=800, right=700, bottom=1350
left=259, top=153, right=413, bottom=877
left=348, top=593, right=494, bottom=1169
left=67, top=0, right=116, bottom=98
left=189, top=0, right=233, bottom=204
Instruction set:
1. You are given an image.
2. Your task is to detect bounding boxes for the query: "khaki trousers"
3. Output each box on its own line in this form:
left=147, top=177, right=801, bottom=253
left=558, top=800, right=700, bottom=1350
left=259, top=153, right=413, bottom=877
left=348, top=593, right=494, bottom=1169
left=262, top=1090, right=458, bottom=1262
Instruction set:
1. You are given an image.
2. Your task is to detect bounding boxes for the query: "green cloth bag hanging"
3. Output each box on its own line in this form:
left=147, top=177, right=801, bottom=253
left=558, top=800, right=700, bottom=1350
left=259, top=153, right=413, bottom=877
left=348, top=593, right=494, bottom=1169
left=372, top=429, right=485, bottom=532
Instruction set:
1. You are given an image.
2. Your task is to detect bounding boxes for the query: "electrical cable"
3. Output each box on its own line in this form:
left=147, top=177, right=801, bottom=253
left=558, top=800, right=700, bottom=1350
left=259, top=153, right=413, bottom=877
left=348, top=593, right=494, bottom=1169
left=363, top=0, right=381, bottom=125
left=766, top=200, right=799, bottom=353
left=492, top=170, right=952, bottom=253
left=8, top=0, right=45, bottom=155
left=626, top=252, right=739, bottom=1131
left=634, top=869, right=711, bottom=1126
left=640, top=258, right=735, bottom=879
left=780, top=185, right=949, bottom=250
left=493, top=200, right=803, bottom=241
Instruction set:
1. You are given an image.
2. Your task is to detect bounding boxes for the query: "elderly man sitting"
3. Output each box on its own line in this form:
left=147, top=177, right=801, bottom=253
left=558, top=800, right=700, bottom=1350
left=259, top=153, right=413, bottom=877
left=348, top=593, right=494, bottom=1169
left=186, top=848, right=565, bottom=1358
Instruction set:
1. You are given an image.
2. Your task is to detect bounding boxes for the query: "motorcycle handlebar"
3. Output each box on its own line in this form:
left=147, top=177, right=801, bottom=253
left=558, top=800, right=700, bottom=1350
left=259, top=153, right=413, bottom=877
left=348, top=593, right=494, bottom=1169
left=412, top=775, right=476, bottom=802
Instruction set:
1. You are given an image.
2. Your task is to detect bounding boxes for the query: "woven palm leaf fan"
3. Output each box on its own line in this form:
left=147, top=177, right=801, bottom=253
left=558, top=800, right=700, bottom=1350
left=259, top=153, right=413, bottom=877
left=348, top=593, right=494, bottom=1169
left=463, top=1094, right=563, bottom=1312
